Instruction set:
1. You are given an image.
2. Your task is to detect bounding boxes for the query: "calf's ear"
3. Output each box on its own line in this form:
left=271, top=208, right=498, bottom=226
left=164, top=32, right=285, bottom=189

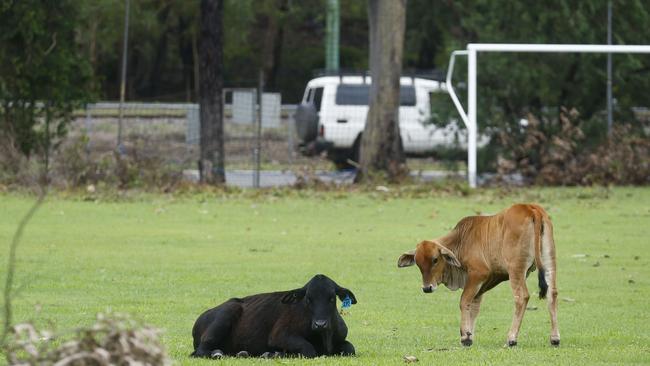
left=439, top=248, right=462, bottom=267
left=335, top=287, right=358, bottom=304
left=430, top=241, right=462, bottom=268
left=397, top=250, right=416, bottom=268
left=281, top=288, right=306, bottom=304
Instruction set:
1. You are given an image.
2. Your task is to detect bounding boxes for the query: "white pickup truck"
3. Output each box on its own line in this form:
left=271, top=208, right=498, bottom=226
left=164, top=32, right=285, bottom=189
left=294, top=74, right=463, bottom=168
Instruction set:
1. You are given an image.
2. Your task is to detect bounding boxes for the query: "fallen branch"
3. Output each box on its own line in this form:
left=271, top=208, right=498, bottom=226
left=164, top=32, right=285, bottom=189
left=1, top=188, right=46, bottom=348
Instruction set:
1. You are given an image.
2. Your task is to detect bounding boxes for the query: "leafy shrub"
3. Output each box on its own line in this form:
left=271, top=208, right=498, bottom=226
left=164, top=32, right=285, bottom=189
left=48, top=134, right=183, bottom=189
left=52, top=134, right=97, bottom=187
left=0, top=136, right=45, bottom=187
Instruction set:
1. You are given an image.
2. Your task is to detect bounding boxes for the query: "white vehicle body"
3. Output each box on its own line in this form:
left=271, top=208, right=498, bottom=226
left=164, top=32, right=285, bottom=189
left=300, top=75, right=462, bottom=154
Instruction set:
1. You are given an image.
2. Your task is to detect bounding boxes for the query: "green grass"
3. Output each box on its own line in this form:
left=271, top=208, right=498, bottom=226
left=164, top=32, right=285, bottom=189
left=1, top=187, right=649, bottom=365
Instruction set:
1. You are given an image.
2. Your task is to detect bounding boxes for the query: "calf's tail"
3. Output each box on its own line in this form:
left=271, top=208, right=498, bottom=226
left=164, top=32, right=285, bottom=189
left=533, top=210, right=548, bottom=299
left=538, top=268, right=548, bottom=299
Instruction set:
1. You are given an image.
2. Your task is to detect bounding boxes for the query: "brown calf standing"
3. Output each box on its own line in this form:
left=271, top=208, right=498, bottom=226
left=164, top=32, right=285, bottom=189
left=398, top=204, right=559, bottom=347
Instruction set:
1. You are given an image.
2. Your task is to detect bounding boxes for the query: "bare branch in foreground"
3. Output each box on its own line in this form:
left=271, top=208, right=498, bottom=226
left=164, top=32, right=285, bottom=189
left=1, top=189, right=46, bottom=347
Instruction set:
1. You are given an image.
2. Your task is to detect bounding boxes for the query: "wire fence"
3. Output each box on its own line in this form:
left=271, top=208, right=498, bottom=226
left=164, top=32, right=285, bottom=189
left=60, top=69, right=477, bottom=188
left=75, top=102, right=198, bottom=180
left=65, top=74, right=471, bottom=187
left=70, top=96, right=321, bottom=187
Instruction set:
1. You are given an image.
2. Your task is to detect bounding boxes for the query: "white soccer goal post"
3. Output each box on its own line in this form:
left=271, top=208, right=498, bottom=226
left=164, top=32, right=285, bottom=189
left=446, top=43, right=650, bottom=188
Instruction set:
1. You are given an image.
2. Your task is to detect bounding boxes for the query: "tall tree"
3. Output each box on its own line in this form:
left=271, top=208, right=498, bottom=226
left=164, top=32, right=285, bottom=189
left=427, top=0, right=650, bottom=171
left=198, top=0, right=225, bottom=184
left=356, top=0, right=408, bottom=182
left=0, top=0, right=93, bottom=179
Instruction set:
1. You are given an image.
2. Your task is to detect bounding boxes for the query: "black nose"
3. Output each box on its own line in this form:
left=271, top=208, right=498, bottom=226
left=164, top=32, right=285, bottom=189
left=312, top=320, right=329, bottom=329
left=422, top=286, right=433, bottom=293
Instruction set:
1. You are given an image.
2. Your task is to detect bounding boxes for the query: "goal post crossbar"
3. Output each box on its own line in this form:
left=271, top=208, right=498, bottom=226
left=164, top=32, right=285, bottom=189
left=446, top=43, right=650, bottom=188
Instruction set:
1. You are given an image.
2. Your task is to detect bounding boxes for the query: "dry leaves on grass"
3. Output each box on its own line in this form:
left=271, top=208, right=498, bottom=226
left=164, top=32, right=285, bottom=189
left=403, top=355, right=419, bottom=362
left=6, top=313, right=170, bottom=366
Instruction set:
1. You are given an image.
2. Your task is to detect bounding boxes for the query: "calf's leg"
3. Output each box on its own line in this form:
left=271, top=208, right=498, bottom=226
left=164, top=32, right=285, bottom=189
left=469, top=295, right=483, bottom=336
left=192, top=302, right=242, bottom=358
left=541, top=226, right=560, bottom=346
left=459, top=275, right=485, bottom=346
left=334, top=340, right=355, bottom=356
left=506, top=272, right=530, bottom=347
left=268, top=334, right=317, bottom=358
left=545, top=263, right=560, bottom=346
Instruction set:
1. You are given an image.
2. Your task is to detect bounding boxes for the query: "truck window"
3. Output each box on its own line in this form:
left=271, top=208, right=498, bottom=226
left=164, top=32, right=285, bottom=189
left=336, top=85, right=368, bottom=105
left=335, top=85, right=416, bottom=106
left=304, top=88, right=313, bottom=103
left=399, top=86, right=416, bottom=106
left=313, top=87, right=323, bottom=111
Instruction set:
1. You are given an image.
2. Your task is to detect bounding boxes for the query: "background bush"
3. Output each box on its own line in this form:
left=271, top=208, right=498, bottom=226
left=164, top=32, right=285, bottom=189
left=496, top=108, right=649, bottom=185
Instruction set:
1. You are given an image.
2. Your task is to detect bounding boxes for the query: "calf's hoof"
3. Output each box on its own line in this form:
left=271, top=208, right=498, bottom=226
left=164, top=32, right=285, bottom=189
left=261, top=351, right=283, bottom=359
left=461, top=338, right=473, bottom=347
left=339, top=341, right=356, bottom=356
left=236, top=351, right=249, bottom=358
left=507, top=340, right=517, bottom=347
left=550, top=338, right=560, bottom=347
left=210, top=349, right=224, bottom=359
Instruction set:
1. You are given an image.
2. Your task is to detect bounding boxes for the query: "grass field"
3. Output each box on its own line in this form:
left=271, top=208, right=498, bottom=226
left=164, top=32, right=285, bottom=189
left=1, top=187, right=649, bottom=364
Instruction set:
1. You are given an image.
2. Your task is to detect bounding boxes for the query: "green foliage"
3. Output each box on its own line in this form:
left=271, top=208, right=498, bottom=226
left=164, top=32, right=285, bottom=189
left=28, top=0, right=649, bottom=110
left=4, top=0, right=649, bottom=172
left=0, top=0, right=93, bottom=162
left=74, top=0, right=368, bottom=103
left=437, top=0, right=650, bottom=132
left=1, top=188, right=649, bottom=364
left=420, top=1, right=650, bottom=174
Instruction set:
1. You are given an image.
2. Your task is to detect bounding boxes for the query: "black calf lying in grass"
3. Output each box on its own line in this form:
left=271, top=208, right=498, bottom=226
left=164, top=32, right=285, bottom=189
left=191, top=274, right=357, bottom=358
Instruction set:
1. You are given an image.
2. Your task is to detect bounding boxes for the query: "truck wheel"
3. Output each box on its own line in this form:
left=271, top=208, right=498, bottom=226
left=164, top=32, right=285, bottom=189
left=331, top=136, right=361, bottom=170
left=294, top=103, right=318, bottom=142
left=350, top=135, right=361, bottom=165
left=332, top=154, right=354, bottom=170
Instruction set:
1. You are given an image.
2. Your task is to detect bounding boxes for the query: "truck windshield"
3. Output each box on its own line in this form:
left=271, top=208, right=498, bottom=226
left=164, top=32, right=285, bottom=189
left=335, top=85, right=416, bottom=106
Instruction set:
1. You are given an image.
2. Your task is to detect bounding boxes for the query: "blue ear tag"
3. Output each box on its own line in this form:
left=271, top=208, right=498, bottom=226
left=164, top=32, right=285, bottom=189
left=340, top=295, right=352, bottom=315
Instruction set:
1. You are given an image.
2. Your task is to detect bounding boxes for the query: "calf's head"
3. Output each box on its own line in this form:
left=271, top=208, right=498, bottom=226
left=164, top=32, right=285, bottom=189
left=397, top=240, right=461, bottom=293
left=281, top=274, right=357, bottom=331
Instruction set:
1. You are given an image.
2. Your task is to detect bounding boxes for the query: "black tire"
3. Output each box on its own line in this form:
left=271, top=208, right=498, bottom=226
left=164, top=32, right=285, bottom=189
left=350, top=135, right=361, bottom=164
left=294, top=103, right=318, bottom=142
left=331, top=152, right=353, bottom=170
left=330, top=136, right=361, bottom=170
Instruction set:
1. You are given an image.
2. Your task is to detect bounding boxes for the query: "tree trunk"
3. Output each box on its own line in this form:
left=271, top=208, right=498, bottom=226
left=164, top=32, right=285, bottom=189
left=355, top=0, right=407, bottom=183
left=198, top=0, right=225, bottom=184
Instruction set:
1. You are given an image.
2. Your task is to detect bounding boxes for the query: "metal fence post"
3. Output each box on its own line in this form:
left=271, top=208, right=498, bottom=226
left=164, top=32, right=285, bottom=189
left=117, top=0, right=130, bottom=154
left=606, top=0, right=613, bottom=135
left=467, top=49, right=478, bottom=189
left=254, top=72, right=264, bottom=188
left=287, top=109, right=294, bottom=166
left=85, top=104, right=92, bottom=156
